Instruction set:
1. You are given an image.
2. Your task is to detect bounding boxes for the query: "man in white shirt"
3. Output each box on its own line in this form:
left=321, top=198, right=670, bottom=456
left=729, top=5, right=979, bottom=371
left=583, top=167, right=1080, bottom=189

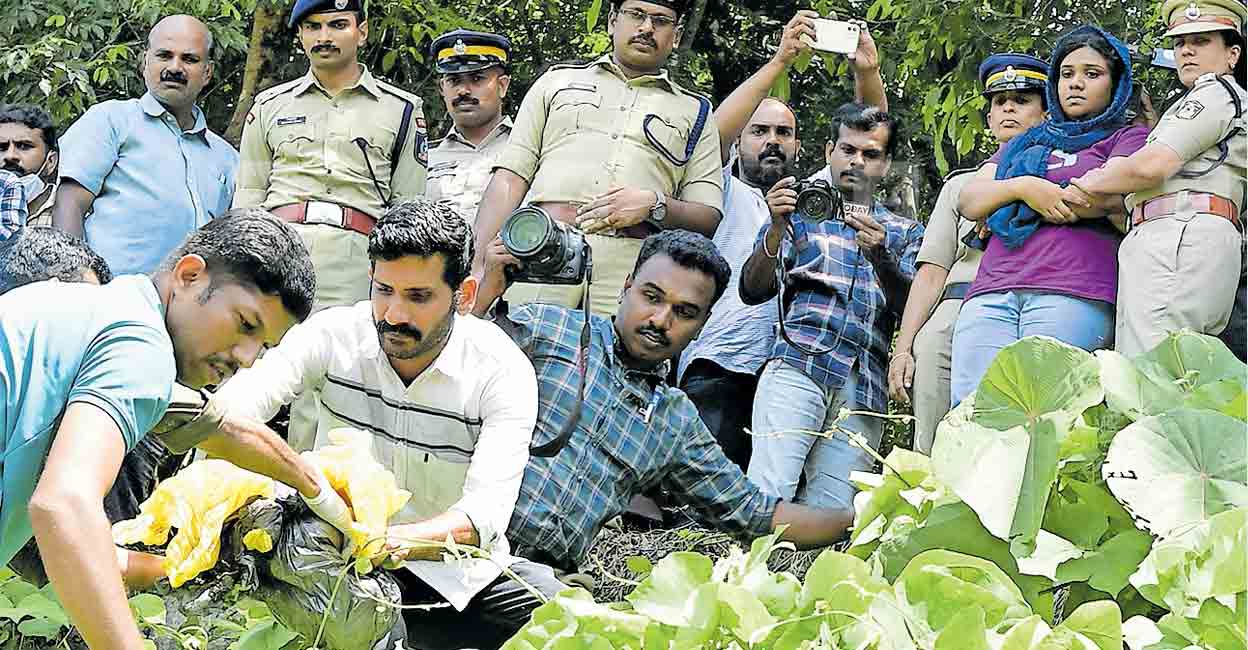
left=211, top=200, right=561, bottom=649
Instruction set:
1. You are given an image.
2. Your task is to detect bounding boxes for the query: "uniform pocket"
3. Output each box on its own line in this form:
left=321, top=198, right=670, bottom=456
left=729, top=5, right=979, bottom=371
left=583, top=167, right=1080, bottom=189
left=550, top=86, right=606, bottom=134
left=640, top=113, right=690, bottom=158
left=273, top=122, right=316, bottom=162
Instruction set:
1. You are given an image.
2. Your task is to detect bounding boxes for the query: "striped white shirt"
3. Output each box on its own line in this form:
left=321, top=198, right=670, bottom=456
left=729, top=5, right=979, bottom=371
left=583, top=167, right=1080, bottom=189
left=213, top=302, right=537, bottom=609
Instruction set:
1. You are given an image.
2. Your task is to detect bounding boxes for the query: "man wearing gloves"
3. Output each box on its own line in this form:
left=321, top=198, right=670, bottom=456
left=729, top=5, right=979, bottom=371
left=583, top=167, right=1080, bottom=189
left=0, top=210, right=353, bottom=650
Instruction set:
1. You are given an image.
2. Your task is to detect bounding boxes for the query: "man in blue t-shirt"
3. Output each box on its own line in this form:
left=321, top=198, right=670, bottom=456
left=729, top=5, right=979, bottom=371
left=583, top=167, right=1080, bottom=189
left=0, top=209, right=354, bottom=650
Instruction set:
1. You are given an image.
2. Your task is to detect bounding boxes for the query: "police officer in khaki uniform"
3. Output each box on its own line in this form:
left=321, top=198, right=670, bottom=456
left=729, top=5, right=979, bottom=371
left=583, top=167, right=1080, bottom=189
left=426, top=30, right=514, bottom=225
left=889, top=54, right=1047, bottom=452
left=1073, top=0, right=1246, bottom=357
left=472, top=0, right=723, bottom=317
left=235, top=0, right=427, bottom=310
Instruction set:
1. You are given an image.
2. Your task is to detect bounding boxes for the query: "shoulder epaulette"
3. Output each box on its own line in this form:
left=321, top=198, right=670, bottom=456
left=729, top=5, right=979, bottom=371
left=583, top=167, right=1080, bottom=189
left=375, top=79, right=423, bottom=107
left=548, top=59, right=597, bottom=71
left=253, top=78, right=303, bottom=108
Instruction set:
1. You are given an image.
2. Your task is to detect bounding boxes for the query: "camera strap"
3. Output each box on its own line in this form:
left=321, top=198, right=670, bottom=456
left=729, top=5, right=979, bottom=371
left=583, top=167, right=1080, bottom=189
left=643, top=95, right=712, bottom=167
left=773, top=214, right=858, bottom=358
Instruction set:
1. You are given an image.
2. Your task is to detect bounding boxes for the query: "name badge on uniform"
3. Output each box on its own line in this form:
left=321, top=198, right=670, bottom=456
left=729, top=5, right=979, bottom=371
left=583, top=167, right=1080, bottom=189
left=429, top=161, right=458, bottom=173
left=276, top=116, right=307, bottom=126
left=568, top=82, right=598, bottom=92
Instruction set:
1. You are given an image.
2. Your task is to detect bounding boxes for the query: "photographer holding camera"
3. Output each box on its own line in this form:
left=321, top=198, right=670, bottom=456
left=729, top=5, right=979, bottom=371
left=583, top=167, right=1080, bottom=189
left=740, top=103, right=923, bottom=511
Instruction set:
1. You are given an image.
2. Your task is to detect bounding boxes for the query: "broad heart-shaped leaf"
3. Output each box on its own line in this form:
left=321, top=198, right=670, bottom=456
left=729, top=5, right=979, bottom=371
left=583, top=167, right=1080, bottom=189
left=933, top=605, right=991, bottom=650
left=1129, top=507, right=1246, bottom=617
left=1103, top=409, right=1248, bottom=538
left=1100, top=330, right=1247, bottom=423
left=893, top=550, right=1034, bottom=635
left=1035, top=600, right=1124, bottom=650
left=869, top=502, right=1055, bottom=620
left=625, top=551, right=713, bottom=627
left=848, top=447, right=953, bottom=558
left=972, top=336, right=1105, bottom=432
left=715, top=583, right=775, bottom=644
left=234, top=619, right=299, bottom=650
left=1053, top=529, right=1153, bottom=597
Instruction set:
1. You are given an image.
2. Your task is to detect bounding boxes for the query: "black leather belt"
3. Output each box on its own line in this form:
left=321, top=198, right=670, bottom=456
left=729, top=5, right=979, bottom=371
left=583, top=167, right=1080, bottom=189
left=940, top=282, right=971, bottom=303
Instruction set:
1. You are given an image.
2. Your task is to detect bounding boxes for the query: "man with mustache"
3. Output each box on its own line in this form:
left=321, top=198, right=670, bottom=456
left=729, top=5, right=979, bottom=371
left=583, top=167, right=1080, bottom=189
left=207, top=200, right=565, bottom=649
left=235, top=0, right=428, bottom=311
left=472, top=0, right=725, bottom=317
left=888, top=53, right=1048, bottom=453
left=53, top=15, right=238, bottom=277
left=426, top=30, right=514, bottom=225
left=740, top=102, right=924, bottom=511
left=674, top=11, right=888, bottom=469
left=0, top=104, right=59, bottom=226
left=473, top=229, right=855, bottom=577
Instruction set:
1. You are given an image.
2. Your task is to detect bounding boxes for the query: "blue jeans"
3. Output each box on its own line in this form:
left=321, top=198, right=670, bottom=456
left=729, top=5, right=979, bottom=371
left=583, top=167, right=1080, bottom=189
left=950, top=290, right=1114, bottom=406
left=747, top=360, right=883, bottom=510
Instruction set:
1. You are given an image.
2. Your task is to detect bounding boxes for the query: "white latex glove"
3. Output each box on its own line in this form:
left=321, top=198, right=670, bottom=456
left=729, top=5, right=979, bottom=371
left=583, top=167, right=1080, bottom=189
left=301, top=468, right=357, bottom=556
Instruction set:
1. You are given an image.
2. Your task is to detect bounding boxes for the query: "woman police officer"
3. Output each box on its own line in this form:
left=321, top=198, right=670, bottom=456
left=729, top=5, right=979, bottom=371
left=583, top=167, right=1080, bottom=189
left=1072, top=0, right=1246, bottom=357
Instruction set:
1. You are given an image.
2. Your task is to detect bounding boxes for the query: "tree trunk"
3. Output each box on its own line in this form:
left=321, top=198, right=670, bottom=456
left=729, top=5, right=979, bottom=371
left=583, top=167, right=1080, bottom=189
left=224, top=2, right=282, bottom=147
left=676, top=0, right=709, bottom=59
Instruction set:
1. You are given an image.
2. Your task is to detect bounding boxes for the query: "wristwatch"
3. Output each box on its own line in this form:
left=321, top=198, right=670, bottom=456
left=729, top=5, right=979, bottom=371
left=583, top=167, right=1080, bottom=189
left=648, top=190, right=668, bottom=225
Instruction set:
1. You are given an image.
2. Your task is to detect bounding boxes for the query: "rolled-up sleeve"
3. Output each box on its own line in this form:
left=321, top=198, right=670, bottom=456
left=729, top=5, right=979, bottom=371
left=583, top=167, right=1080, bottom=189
left=449, top=345, right=537, bottom=552
left=674, top=110, right=725, bottom=214
left=493, top=75, right=551, bottom=183
left=665, top=397, right=778, bottom=538
left=58, top=103, right=123, bottom=196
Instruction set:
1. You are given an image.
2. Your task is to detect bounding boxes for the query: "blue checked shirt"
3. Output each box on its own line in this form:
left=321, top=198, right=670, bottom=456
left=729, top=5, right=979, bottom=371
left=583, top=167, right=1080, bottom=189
left=503, top=303, right=779, bottom=570
left=0, top=171, right=26, bottom=241
left=758, top=202, right=924, bottom=413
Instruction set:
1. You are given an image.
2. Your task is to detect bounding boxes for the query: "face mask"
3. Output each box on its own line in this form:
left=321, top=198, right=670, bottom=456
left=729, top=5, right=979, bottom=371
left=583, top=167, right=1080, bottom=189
left=14, top=173, right=45, bottom=201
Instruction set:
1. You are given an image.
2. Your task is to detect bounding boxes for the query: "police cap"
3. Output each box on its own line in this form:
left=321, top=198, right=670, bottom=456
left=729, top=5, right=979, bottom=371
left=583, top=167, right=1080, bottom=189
left=1162, top=0, right=1246, bottom=37
left=978, top=53, right=1048, bottom=96
left=431, top=29, right=512, bottom=75
left=289, top=0, right=364, bottom=29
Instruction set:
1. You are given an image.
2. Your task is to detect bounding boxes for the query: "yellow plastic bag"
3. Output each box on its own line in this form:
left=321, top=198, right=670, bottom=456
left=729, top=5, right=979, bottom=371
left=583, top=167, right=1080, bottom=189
left=113, top=459, right=275, bottom=587
left=303, top=428, right=411, bottom=558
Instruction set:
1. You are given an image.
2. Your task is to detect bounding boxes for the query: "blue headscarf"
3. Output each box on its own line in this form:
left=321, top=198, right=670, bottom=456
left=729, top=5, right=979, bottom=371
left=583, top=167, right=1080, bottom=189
left=971, top=25, right=1135, bottom=250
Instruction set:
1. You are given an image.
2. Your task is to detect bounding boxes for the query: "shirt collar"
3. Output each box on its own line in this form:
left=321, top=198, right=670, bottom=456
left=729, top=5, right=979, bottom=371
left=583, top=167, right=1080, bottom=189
left=591, top=53, right=678, bottom=93
left=139, top=92, right=207, bottom=134
left=445, top=115, right=514, bottom=147
left=297, top=64, right=383, bottom=100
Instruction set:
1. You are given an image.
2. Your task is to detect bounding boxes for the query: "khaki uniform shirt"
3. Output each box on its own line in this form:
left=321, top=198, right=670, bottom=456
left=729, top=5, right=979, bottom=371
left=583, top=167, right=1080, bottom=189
left=915, top=169, right=983, bottom=287
left=495, top=54, right=722, bottom=212
left=427, top=117, right=513, bottom=224
left=234, top=66, right=428, bottom=219
left=24, top=185, right=54, bottom=228
left=1128, top=73, right=1247, bottom=214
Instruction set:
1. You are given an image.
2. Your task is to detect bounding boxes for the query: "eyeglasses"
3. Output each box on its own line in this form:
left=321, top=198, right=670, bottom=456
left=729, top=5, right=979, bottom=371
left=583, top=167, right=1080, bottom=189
left=617, top=7, right=678, bottom=30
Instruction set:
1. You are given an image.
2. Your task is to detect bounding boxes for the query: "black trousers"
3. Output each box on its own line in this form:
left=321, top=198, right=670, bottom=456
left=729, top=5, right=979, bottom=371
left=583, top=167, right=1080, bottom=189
left=679, top=358, right=760, bottom=472
left=1219, top=270, right=1247, bottom=362
left=393, top=559, right=568, bottom=650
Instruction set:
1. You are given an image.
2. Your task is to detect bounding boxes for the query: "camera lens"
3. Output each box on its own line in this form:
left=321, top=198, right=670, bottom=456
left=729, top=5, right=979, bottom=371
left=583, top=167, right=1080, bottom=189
left=799, top=191, right=830, bottom=217
left=503, top=208, right=552, bottom=257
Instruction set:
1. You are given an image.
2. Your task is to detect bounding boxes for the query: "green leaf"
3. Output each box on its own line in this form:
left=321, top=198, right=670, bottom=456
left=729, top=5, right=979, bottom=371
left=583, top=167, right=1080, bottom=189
left=1103, top=409, right=1248, bottom=538
left=625, top=556, right=652, bottom=577
left=624, top=552, right=713, bottom=627
left=768, top=72, right=790, bottom=102
left=1054, top=529, right=1153, bottom=597
left=15, top=594, right=68, bottom=627
left=716, top=583, right=775, bottom=644
left=16, top=617, right=64, bottom=639
left=585, top=0, right=603, bottom=32
left=1040, top=600, right=1124, bottom=650
left=893, top=549, right=1034, bottom=634
left=1099, top=330, right=1247, bottom=422
left=128, top=593, right=166, bottom=625
left=1129, top=507, right=1246, bottom=617
left=933, top=605, right=991, bottom=650
left=974, top=337, right=1105, bottom=432
left=382, top=49, right=398, bottom=73
left=792, top=49, right=813, bottom=74
left=235, top=619, right=299, bottom=650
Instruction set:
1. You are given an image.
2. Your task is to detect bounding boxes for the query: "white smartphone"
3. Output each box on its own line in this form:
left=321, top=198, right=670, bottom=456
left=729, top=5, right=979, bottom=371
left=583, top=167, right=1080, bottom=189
left=806, top=18, right=860, bottom=55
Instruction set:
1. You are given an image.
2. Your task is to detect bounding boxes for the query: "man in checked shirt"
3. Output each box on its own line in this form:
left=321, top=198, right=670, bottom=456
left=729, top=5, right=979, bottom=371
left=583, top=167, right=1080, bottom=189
left=474, top=229, right=853, bottom=574
left=741, top=102, right=923, bottom=511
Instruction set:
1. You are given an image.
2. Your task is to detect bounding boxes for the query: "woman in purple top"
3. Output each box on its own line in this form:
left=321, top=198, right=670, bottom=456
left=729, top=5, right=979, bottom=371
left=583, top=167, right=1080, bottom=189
left=949, top=25, right=1148, bottom=405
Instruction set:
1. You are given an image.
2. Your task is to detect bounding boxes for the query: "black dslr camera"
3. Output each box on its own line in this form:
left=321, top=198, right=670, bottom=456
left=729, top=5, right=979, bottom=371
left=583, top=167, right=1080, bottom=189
left=792, top=179, right=843, bottom=221
left=500, top=206, right=591, bottom=285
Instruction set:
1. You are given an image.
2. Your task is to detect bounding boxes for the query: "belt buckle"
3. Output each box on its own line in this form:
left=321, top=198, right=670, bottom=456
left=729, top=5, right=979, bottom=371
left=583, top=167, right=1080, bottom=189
left=305, top=201, right=344, bottom=226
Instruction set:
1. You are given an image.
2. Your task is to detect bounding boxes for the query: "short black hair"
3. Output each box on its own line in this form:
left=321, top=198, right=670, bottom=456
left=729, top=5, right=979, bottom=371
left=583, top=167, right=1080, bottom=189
left=160, top=209, right=316, bottom=321
left=0, top=104, right=57, bottom=151
left=368, top=199, right=473, bottom=289
left=829, top=102, right=899, bottom=158
left=632, top=230, right=731, bottom=304
left=0, top=227, right=111, bottom=295
left=1054, top=29, right=1125, bottom=86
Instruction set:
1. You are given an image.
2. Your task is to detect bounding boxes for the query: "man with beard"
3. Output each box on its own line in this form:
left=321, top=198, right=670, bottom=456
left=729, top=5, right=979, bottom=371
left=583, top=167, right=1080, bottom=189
left=472, top=229, right=854, bottom=576
left=235, top=0, right=428, bottom=311
left=472, top=0, right=724, bottom=317
left=426, top=29, right=514, bottom=225
left=675, top=11, right=886, bottom=469
left=209, top=200, right=565, bottom=650
left=741, top=102, right=924, bottom=511
left=0, top=104, right=59, bottom=226
left=53, top=15, right=238, bottom=277
left=888, top=53, right=1048, bottom=453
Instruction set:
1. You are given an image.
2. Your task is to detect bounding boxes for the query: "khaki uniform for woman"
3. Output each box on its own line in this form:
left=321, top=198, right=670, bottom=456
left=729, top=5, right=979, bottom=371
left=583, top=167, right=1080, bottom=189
left=1116, top=72, right=1246, bottom=357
